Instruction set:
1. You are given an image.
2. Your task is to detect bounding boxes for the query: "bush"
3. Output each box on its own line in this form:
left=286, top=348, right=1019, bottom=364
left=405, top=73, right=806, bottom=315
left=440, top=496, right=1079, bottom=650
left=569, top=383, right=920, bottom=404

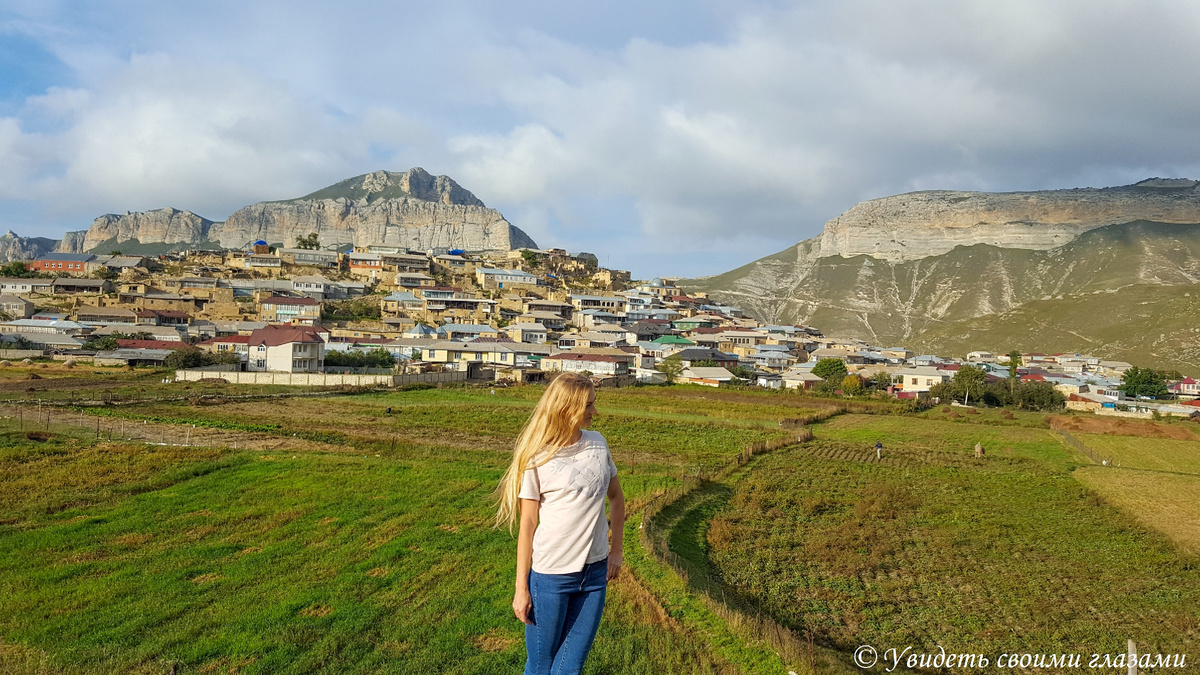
left=840, top=374, right=865, bottom=395
left=324, top=348, right=396, bottom=369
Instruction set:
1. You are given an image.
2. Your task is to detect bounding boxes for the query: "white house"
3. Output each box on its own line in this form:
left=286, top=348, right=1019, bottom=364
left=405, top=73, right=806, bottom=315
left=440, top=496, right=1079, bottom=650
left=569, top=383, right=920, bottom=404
left=245, top=326, right=325, bottom=372
left=541, top=352, right=629, bottom=376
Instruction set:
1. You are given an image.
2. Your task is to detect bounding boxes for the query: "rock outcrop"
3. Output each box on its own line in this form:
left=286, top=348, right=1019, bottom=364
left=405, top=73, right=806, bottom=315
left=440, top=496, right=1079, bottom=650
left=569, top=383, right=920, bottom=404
left=0, top=231, right=59, bottom=262
left=211, top=168, right=535, bottom=251
left=53, top=231, right=89, bottom=254
left=818, top=179, right=1200, bottom=262
left=80, top=208, right=216, bottom=252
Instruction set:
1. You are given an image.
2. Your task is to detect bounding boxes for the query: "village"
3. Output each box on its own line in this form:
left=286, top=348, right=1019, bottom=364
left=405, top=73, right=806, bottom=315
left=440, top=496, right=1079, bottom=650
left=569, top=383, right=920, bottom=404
left=1, top=242, right=1197, bottom=419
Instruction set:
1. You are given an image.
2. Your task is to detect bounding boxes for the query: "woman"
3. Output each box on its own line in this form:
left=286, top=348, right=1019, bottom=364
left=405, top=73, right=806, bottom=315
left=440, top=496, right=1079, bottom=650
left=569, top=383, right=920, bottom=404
left=495, top=373, right=625, bottom=675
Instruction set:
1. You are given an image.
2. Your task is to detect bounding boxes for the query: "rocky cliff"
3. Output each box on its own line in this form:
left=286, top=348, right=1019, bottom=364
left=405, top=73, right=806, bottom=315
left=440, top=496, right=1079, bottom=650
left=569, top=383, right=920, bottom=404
left=54, top=231, right=88, bottom=254
left=0, top=167, right=536, bottom=260
left=210, top=168, right=536, bottom=251
left=0, top=231, right=59, bottom=261
left=75, top=207, right=216, bottom=253
left=818, top=179, right=1200, bottom=262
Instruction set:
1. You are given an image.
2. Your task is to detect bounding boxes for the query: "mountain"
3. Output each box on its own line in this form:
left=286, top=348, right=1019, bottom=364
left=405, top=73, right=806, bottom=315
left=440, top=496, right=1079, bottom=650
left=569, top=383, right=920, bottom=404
left=211, top=168, right=535, bottom=251
left=683, top=180, right=1200, bottom=374
left=0, top=231, right=60, bottom=261
left=9, top=168, right=536, bottom=259
left=70, top=207, right=217, bottom=253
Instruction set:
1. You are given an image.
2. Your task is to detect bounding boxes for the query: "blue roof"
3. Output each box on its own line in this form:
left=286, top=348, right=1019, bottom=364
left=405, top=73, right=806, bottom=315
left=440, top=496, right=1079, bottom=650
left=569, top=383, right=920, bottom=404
left=254, top=240, right=267, bottom=246
left=441, top=323, right=492, bottom=333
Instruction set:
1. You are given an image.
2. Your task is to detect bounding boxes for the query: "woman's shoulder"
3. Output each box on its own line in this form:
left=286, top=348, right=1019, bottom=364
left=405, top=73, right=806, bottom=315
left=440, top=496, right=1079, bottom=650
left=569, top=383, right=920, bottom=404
left=582, top=429, right=609, bottom=446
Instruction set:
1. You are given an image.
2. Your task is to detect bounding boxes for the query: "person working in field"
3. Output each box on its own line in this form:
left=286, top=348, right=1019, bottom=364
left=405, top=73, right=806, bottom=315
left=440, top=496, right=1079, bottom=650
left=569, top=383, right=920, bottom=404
left=495, top=373, right=625, bottom=675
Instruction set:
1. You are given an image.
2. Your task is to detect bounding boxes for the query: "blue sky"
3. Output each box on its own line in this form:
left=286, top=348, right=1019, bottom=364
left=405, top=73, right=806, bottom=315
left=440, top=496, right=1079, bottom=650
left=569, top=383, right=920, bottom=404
left=4, top=1, right=1200, bottom=278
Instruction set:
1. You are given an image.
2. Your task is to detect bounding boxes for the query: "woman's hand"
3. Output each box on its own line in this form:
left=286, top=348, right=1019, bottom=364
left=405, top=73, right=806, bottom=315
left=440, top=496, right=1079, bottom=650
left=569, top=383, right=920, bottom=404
left=513, top=587, right=533, bottom=624
left=607, top=552, right=623, bottom=581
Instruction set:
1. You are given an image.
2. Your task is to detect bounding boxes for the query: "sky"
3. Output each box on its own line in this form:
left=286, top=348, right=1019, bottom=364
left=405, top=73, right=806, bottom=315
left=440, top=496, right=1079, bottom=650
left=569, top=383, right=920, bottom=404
left=3, top=1, right=1200, bottom=278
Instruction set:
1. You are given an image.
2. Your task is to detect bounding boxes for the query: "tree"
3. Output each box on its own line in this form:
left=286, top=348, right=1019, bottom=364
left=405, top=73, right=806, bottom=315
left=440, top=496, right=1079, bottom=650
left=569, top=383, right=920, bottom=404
left=811, top=358, right=848, bottom=382
left=871, top=370, right=894, bottom=390
left=295, top=232, right=321, bottom=250
left=656, top=354, right=684, bottom=384
left=953, top=364, right=988, bottom=404
left=730, top=365, right=755, bottom=381
left=1006, top=350, right=1023, bottom=392
left=0, top=261, right=37, bottom=278
left=840, top=374, right=865, bottom=395
left=1120, top=366, right=1169, bottom=399
left=84, top=335, right=119, bottom=351
left=520, top=249, right=541, bottom=269
left=165, top=348, right=208, bottom=369
left=1013, top=381, right=1066, bottom=411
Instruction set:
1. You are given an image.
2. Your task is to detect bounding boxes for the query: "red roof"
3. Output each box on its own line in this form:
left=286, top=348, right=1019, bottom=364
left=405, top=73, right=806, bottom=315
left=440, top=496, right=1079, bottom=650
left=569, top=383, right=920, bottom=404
left=248, top=326, right=324, bottom=347
left=116, top=339, right=189, bottom=351
left=262, top=295, right=319, bottom=306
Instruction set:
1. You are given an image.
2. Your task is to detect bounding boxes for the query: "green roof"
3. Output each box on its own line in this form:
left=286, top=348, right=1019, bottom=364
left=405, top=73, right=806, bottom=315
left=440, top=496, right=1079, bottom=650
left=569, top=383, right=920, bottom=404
left=652, top=335, right=695, bottom=345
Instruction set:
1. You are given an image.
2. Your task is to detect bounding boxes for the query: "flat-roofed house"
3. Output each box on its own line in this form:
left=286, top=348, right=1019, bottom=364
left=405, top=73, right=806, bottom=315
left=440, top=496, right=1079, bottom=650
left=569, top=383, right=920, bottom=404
left=0, top=295, right=35, bottom=319
left=52, top=278, right=112, bottom=295
left=541, top=352, right=630, bottom=376
left=275, top=248, right=340, bottom=267
left=259, top=296, right=321, bottom=324
left=29, top=253, right=96, bottom=276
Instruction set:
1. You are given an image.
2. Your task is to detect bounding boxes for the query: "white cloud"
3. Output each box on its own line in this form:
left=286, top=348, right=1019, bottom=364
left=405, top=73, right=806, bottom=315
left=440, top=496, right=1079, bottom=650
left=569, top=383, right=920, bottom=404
left=6, top=1, right=1200, bottom=276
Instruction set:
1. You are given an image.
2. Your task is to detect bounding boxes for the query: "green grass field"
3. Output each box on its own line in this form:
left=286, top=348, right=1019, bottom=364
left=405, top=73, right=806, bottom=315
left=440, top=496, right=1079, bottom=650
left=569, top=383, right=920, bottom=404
left=4, top=379, right=1200, bottom=673
left=0, top=385, right=807, bottom=674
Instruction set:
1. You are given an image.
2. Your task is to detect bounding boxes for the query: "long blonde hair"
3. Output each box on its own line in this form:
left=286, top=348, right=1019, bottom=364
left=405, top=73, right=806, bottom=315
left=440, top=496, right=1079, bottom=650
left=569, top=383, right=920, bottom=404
left=495, top=373, right=594, bottom=531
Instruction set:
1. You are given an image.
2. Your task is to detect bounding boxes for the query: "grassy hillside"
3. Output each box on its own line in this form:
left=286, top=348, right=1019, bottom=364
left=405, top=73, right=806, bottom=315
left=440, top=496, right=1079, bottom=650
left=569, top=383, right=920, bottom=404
left=908, top=283, right=1200, bottom=374
left=684, top=221, right=1200, bottom=373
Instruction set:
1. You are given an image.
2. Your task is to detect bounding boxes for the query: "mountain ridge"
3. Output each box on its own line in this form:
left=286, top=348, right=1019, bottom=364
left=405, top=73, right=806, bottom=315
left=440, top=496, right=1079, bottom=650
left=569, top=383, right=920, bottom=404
left=19, top=167, right=536, bottom=257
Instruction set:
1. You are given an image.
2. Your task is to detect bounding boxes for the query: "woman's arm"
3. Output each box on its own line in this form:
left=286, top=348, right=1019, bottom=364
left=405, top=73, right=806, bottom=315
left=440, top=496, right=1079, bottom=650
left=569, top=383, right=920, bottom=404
left=606, top=476, right=625, bottom=581
left=513, top=497, right=539, bottom=624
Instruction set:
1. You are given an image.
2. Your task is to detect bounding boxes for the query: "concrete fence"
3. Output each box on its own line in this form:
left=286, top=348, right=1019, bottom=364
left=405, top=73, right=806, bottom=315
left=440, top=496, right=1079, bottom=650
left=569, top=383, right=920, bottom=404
left=175, top=368, right=468, bottom=387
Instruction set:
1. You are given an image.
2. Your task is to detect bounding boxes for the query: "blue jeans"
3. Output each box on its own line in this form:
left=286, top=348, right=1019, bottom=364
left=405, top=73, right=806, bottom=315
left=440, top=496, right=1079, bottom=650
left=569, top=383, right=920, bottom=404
left=524, top=558, right=608, bottom=675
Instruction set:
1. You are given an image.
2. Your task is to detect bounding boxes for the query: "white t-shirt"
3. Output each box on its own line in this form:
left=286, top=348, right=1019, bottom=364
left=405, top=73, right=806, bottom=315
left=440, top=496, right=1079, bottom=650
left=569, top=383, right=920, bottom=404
left=518, top=429, right=618, bottom=574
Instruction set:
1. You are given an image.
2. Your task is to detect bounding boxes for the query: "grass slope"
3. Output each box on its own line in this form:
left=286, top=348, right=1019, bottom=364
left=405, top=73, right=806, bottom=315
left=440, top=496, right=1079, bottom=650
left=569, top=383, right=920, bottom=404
left=0, top=385, right=809, bottom=674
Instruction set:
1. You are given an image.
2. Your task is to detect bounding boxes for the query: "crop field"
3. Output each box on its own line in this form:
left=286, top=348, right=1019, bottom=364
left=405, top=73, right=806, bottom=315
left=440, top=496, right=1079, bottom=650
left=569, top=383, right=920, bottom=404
left=816, top=413, right=1073, bottom=466
left=1073, top=467, right=1200, bottom=554
left=0, top=384, right=809, bottom=674
left=1073, top=433, right=1200, bottom=475
left=702, top=437, right=1200, bottom=663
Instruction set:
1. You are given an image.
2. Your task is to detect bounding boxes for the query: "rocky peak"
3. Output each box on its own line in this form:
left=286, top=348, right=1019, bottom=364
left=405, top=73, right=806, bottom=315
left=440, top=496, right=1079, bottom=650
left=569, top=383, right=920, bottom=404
left=295, top=168, right=486, bottom=207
